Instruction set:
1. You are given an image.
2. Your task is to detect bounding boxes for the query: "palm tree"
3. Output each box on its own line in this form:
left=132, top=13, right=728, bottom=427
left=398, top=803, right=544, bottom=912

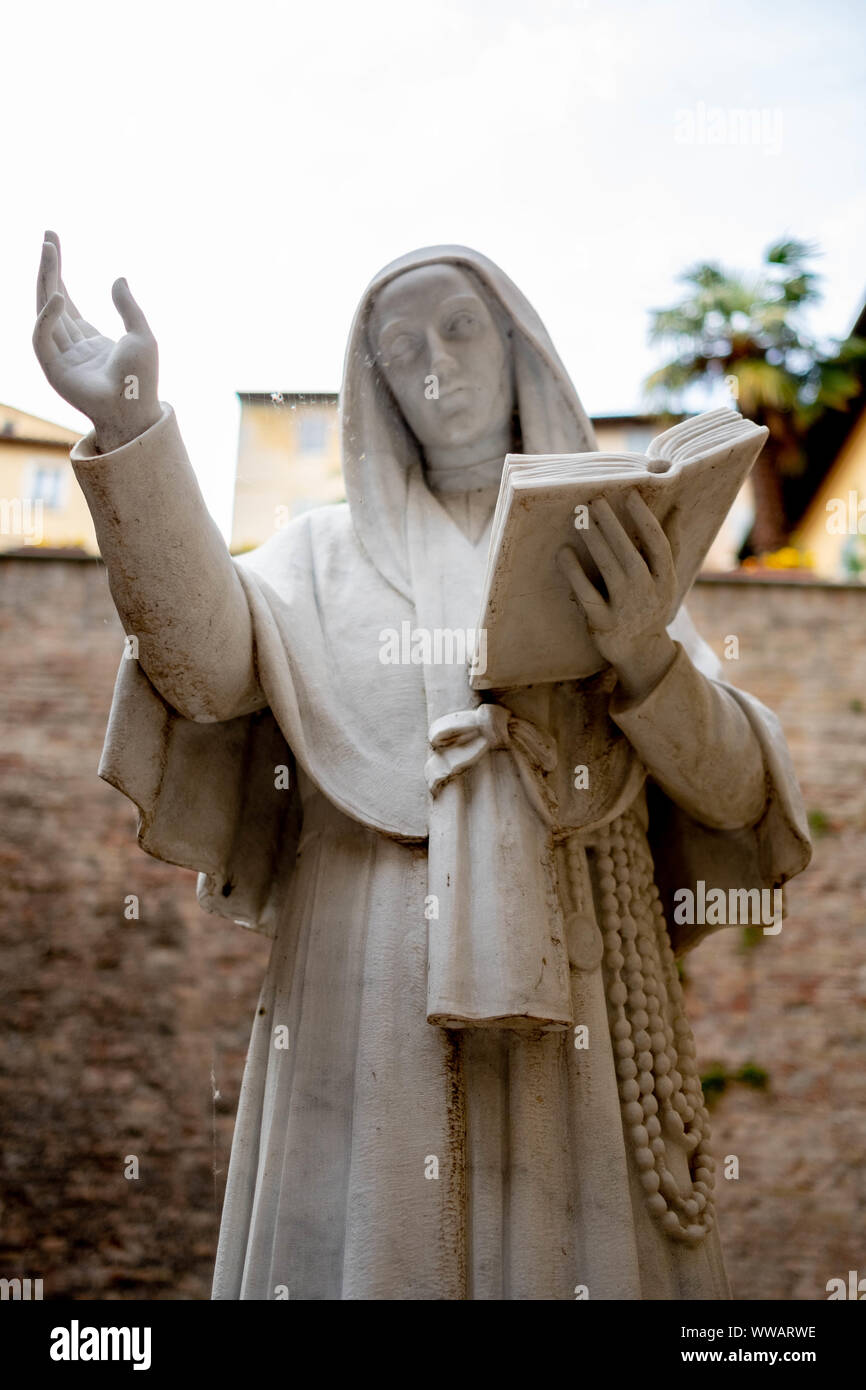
left=645, top=240, right=866, bottom=556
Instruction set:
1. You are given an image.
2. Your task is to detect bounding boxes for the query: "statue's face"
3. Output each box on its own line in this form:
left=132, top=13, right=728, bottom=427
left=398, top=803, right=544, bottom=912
left=369, top=264, right=514, bottom=452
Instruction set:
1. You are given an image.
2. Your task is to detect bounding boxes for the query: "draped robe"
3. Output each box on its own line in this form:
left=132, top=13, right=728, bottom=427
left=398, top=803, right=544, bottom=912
left=70, top=246, right=812, bottom=1300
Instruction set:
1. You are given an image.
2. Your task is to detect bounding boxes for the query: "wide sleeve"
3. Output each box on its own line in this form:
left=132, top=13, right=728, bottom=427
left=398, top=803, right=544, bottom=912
left=71, top=404, right=264, bottom=723
left=98, top=652, right=301, bottom=937
left=609, top=640, right=766, bottom=831
left=611, top=648, right=813, bottom=955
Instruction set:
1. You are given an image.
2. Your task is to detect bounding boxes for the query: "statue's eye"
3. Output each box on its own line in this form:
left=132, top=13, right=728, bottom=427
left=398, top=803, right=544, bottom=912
left=447, top=310, right=480, bottom=338
left=385, top=334, right=416, bottom=363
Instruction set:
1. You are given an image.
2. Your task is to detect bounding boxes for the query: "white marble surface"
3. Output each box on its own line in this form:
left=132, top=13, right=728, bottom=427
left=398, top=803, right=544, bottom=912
left=34, top=237, right=811, bottom=1299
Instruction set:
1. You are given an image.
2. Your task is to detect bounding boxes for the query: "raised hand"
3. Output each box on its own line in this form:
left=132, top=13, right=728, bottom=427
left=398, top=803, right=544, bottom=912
left=558, top=490, right=679, bottom=701
left=33, top=231, right=161, bottom=453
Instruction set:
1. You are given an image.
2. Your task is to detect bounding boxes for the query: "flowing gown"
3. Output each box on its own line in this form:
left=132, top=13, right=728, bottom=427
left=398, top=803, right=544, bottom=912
left=68, top=246, right=811, bottom=1301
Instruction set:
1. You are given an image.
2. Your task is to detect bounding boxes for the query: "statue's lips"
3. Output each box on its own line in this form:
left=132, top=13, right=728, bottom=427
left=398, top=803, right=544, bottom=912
left=437, top=386, right=472, bottom=412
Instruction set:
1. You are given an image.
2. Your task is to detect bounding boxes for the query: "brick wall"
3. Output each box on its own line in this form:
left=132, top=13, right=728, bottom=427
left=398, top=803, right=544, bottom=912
left=0, top=557, right=863, bottom=1301
left=683, top=579, right=866, bottom=1301
left=0, top=556, right=270, bottom=1299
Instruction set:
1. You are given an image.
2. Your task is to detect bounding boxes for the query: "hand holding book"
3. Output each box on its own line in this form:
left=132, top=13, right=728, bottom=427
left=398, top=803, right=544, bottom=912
left=471, top=407, right=768, bottom=690
left=556, top=492, right=678, bottom=702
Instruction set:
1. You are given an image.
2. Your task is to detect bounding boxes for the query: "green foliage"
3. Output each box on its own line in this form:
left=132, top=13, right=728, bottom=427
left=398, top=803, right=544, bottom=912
left=736, top=1062, right=769, bottom=1091
left=645, top=239, right=866, bottom=551
left=841, top=535, right=866, bottom=578
left=700, top=1060, right=770, bottom=1109
left=807, top=808, right=831, bottom=838
left=645, top=237, right=865, bottom=432
left=700, top=1062, right=729, bottom=1104
left=740, top=924, right=764, bottom=950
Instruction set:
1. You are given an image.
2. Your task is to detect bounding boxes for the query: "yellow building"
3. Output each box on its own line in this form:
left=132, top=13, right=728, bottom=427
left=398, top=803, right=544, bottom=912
left=230, top=397, right=682, bottom=554
left=788, top=299, right=866, bottom=581
left=0, top=391, right=758, bottom=575
left=793, top=403, right=866, bottom=581
left=231, top=392, right=343, bottom=553
left=0, top=402, right=96, bottom=554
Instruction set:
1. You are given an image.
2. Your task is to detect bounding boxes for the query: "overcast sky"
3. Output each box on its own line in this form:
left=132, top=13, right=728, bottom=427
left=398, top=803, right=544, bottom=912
left=3, top=0, right=864, bottom=534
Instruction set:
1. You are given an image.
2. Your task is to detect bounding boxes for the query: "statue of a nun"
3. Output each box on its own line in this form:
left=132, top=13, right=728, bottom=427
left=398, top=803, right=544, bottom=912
left=34, top=235, right=811, bottom=1300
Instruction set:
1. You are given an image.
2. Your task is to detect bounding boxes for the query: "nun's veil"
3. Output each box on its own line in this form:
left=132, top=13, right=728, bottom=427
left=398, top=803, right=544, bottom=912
left=339, top=243, right=721, bottom=678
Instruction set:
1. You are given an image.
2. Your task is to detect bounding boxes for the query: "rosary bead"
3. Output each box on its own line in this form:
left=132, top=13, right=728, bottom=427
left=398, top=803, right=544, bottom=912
left=659, top=1169, right=679, bottom=1199
left=601, top=810, right=713, bottom=1249
left=664, top=1108, right=685, bottom=1138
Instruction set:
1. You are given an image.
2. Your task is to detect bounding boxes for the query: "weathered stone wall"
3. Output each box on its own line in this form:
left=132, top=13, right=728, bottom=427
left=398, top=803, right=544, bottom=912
left=0, top=557, right=863, bottom=1300
left=684, top=578, right=866, bottom=1301
left=0, top=556, right=270, bottom=1299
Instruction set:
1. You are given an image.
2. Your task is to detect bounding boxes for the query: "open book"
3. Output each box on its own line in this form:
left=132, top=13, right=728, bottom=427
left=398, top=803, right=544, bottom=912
left=470, top=407, right=767, bottom=690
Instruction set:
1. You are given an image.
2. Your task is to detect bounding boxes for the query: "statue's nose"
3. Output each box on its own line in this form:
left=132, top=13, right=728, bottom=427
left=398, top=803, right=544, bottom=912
left=426, top=328, right=458, bottom=377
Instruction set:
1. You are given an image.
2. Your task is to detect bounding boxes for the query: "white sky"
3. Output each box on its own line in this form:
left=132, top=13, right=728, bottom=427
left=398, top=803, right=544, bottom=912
left=2, top=0, right=864, bottom=535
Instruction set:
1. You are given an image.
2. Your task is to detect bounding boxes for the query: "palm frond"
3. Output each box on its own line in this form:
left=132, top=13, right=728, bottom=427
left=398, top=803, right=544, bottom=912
left=765, top=238, right=818, bottom=268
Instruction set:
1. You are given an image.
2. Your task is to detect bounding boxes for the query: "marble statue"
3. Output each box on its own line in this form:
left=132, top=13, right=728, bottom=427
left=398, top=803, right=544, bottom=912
left=33, top=234, right=812, bottom=1300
